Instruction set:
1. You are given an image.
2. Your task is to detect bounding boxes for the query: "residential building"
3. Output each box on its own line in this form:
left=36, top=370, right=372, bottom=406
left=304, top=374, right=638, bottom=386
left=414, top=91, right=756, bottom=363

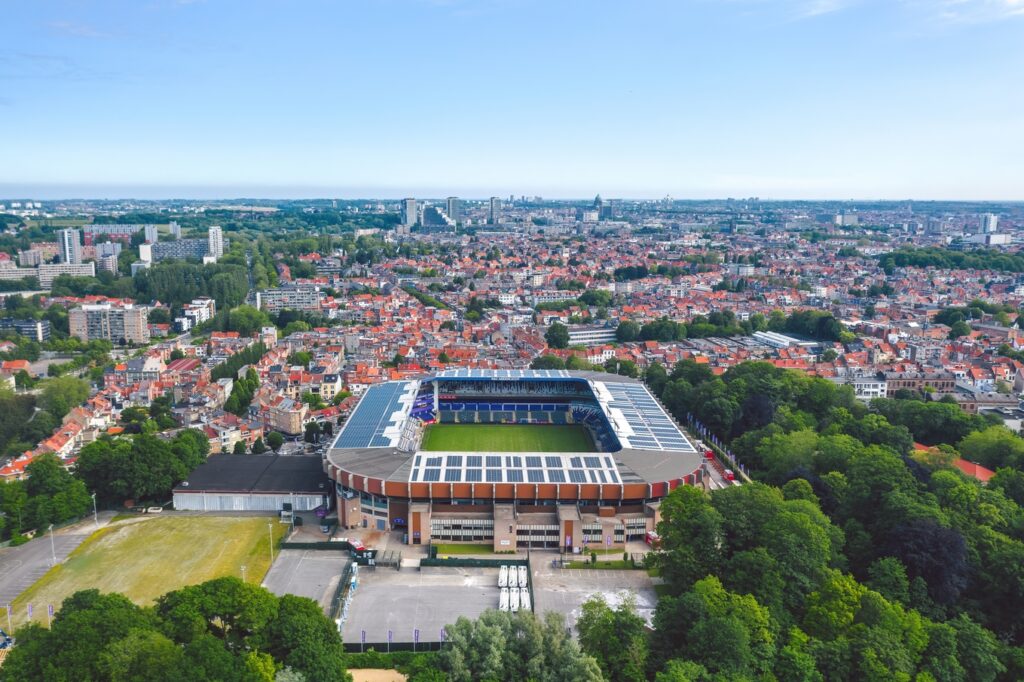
left=262, top=394, right=308, bottom=435
left=98, top=254, right=119, bottom=274
left=149, top=239, right=209, bottom=263
left=59, top=229, right=82, bottom=264
left=69, top=304, right=150, bottom=344
left=255, top=286, right=322, bottom=314
left=17, top=250, right=41, bottom=267
left=401, top=198, right=417, bottom=228
left=567, top=325, right=618, bottom=346
left=489, top=196, right=502, bottom=225
left=446, top=196, right=461, bottom=225
left=0, top=318, right=51, bottom=342
left=207, top=225, right=224, bottom=259
left=38, top=262, right=96, bottom=287
left=980, top=213, right=999, bottom=233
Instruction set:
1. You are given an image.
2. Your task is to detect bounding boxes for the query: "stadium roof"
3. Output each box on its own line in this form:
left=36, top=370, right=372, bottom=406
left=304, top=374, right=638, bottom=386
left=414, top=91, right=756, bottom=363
left=328, top=370, right=701, bottom=487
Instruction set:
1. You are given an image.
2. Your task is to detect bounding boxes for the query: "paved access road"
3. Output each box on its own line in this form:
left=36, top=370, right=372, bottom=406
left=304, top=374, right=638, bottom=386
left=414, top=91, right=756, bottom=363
left=262, top=549, right=348, bottom=613
left=0, top=513, right=111, bottom=607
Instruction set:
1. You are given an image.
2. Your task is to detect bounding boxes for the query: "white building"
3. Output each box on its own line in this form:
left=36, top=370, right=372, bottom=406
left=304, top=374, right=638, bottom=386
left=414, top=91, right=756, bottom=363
left=207, top=225, right=224, bottom=259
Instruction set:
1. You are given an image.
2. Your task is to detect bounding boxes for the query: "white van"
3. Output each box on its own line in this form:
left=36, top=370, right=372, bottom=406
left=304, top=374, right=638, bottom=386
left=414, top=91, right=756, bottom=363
left=499, top=587, right=510, bottom=611
left=509, top=587, right=520, bottom=612
left=518, top=565, right=528, bottom=588
left=519, top=587, right=531, bottom=611
left=498, top=565, right=509, bottom=588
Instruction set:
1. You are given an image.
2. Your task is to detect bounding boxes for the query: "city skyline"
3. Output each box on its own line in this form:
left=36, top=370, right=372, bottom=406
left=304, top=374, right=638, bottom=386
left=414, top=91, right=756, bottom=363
left=2, top=0, right=1023, bottom=200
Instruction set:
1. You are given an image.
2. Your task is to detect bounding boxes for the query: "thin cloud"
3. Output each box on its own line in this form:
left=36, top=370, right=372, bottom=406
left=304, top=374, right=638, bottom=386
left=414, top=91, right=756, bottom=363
left=796, top=0, right=852, bottom=17
left=48, top=21, right=110, bottom=39
left=910, top=0, right=1024, bottom=22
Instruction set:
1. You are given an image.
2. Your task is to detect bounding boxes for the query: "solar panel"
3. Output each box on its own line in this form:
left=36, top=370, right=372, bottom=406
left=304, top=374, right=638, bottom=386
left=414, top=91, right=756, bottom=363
left=506, top=470, right=524, bottom=482
left=568, top=470, right=587, bottom=483
left=334, top=381, right=416, bottom=449
left=525, top=456, right=542, bottom=467
left=486, top=455, right=502, bottom=467
left=426, top=457, right=442, bottom=467
left=548, top=470, right=566, bottom=483
left=444, top=469, right=462, bottom=482
left=545, top=456, right=561, bottom=468
left=446, top=455, right=463, bottom=467
left=466, top=469, right=482, bottom=482
left=527, top=470, right=545, bottom=482
left=486, top=469, right=503, bottom=482
left=466, top=455, right=482, bottom=467
left=423, top=469, right=441, bottom=482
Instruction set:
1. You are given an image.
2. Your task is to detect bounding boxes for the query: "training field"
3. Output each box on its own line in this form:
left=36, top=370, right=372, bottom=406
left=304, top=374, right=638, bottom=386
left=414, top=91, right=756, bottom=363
left=420, top=424, right=596, bottom=452
left=11, top=516, right=288, bottom=628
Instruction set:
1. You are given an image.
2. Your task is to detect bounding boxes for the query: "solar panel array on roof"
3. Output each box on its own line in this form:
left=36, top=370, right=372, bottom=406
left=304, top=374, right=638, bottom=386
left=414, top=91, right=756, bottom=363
left=435, top=368, right=571, bottom=379
left=599, top=381, right=696, bottom=452
left=333, top=381, right=416, bottom=449
left=408, top=452, right=620, bottom=485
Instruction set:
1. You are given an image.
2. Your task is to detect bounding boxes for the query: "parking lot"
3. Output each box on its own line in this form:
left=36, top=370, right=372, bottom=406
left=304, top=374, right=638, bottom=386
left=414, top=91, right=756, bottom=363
left=342, top=566, right=500, bottom=644
left=262, top=550, right=348, bottom=613
left=531, top=560, right=658, bottom=632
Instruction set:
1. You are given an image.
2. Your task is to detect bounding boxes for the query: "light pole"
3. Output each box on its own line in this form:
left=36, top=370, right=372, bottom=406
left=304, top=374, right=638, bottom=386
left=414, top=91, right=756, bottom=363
left=48, top=524, right=57, bottom=567
left=241, top=565, right=247, bottom=583
left=91, top=492, right=99, bottom=528
left=268, top=523, right=275, bottom=564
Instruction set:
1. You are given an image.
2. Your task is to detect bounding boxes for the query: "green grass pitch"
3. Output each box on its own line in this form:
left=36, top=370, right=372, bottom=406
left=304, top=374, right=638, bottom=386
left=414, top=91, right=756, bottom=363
left=420, top=424, right=596, bottom=452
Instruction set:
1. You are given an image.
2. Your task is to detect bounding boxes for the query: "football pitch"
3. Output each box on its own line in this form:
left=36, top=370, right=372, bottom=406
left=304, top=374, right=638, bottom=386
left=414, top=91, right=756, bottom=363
left=10, top=516, right=288, bottom=628
left=420, top=423, right=596, bottom=452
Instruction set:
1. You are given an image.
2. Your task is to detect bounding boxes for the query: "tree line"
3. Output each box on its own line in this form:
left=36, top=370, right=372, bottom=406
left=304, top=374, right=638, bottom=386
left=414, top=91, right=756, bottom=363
left=631, top=359, right=1024, bottom=679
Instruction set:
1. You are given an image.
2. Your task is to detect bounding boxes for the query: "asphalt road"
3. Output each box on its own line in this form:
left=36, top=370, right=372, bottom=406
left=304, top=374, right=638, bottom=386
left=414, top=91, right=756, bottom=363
left=0, top=513, right=112, bottom=608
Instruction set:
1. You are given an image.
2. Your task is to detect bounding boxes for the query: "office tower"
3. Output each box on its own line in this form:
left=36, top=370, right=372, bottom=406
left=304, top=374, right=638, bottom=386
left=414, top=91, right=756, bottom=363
left=446, top=197, right=461, bottom=224
left=207, top=225, right=224, bottom=259
left=401, top=198, right=418, bottom=228
left=169, top=221, right=182, bottom=239
left=59, top=229, right=82, bottom=264
left=143, top=224, right=159, bottom=243
left=489, top=196, right=502, bottom=225
left=980, top=213, right=999, bottom=233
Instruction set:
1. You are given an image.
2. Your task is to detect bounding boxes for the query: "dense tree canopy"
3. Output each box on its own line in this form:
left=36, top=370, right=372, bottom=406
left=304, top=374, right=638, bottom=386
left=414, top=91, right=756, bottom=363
left=1, top=578, right=350, bottom=682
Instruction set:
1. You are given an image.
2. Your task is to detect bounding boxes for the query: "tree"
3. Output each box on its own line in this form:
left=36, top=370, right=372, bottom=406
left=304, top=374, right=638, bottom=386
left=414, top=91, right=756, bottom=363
left=232, top=441, right=248, bottom=455
left=3, top=579, right=351, bottom=682
left=576, top=596, right=648, bottom=682
left=545, top=322, right=570, bottom=349
left=251, top=437, right=267, bottom=454
left=266, top=432, right=284, bottom=453
left=957, top=425, right=1024, bottom=470
left=530, top=355, right=565, bottom=370
left=38, top=375, right=90, bottom=419
left=656, top=486, right=725, bottom=594
left=615, top=320, right=640, bottom=342
left=304, top=421, right=320, bottom=443
left=437, top=610, right=602, bottom=682
left=651, top=576, right=777, bottom=678
left=948, top=320, right=971, bottom=339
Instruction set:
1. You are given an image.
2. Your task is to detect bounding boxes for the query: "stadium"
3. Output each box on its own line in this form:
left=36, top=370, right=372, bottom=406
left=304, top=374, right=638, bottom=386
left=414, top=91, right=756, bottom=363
left=324, top=369, right=706, bottom=552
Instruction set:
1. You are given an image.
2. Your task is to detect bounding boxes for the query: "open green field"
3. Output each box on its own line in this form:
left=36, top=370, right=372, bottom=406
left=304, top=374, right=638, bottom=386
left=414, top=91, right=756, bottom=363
left=420, top=423, right=596, bottom=452
left=11, top=516, right=288, bottom=628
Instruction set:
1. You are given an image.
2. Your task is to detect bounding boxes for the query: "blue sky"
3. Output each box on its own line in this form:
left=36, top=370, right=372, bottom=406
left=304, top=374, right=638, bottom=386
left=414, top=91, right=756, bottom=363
left=1, top=0, right=1022, bottom=200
